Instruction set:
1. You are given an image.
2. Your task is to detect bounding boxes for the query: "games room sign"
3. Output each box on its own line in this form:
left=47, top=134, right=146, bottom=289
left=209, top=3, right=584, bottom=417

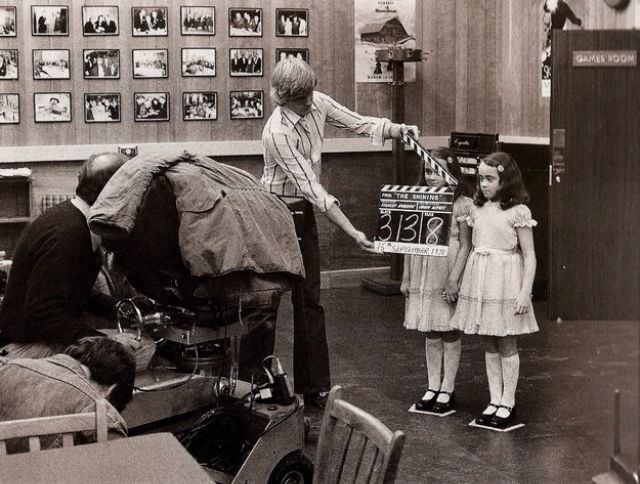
left=572, top=50, right=637, bottom=67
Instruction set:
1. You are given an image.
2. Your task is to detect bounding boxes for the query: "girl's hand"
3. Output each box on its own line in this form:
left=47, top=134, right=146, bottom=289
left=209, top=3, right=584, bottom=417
left=443, top=278, right=459, bottom=304
left=514, top=292, right=531, bottom=314
left=400, top=283, right=409, bottom=298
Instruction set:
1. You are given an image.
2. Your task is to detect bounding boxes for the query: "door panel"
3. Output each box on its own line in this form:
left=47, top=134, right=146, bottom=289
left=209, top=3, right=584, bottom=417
left=550, top=30, right=640, bottom=320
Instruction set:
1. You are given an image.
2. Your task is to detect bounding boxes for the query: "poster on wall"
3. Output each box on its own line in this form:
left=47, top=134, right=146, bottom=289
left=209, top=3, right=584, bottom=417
left=354, top=0, right=416, bottom=83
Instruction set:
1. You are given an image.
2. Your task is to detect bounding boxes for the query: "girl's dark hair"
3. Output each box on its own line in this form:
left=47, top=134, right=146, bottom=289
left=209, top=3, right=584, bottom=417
left=417, top=147, right=470, bottom=201
left=475, top=151, right=529, bottom=209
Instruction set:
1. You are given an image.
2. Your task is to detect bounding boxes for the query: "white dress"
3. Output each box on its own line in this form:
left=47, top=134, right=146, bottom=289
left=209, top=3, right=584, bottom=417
left=449, top=202, right=540, bottom=336
left=403, top=196, right=473, bottom=332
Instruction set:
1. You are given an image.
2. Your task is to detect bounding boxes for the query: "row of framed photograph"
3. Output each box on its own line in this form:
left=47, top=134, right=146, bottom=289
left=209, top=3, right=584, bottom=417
left=0, top=6, right=308, bottom=37
left=0, top=91, right=265, bottom=124
left=0, top=47, right=309, bottom=80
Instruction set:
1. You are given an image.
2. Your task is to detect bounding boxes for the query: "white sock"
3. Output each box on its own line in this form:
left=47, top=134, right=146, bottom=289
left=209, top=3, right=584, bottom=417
left=422, top=337, right=442, bottom=400
left=439, top=339, right=461, bottom=398
left=500, top=353, right=520, bottom=412
left=484, top=352, right=503, bottom=414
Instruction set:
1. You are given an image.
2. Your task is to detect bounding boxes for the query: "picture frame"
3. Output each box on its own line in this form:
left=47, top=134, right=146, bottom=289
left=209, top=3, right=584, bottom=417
left=134, top=92, right=169, bottom=122
left=0, top=49, right=18, bottom=80
left=82, top=6, right=119, bottom=36
left=132, top=7, right=168, bottom=36
left=229, top=90, right=263, bottom=120
left=31, top=6, right=69, bottom=36
left=84, top=93, right=121, bottom=123
left=33, top=49, right=70, bottom=80
left=183, top=91, right=217, bottom=121
left=275, top=8, right=308, bottom=37
left=83, top=49, right=120, bottom=79
left=230, top=48, right=263, bottom=77
left=228, top=8, right=262, bottom=37
left=133, top=49, right=168, bottom=79
left=34, top=92, right=71, bottom=123
left=181, top=48, right=215, bottom=77
left=0, top=7, right=17, bottom=37
left=0, top=94, right=19, bottom=124
left=276, top=48, right=309, bottom=64
left=180, top=6, right=214, bottom=35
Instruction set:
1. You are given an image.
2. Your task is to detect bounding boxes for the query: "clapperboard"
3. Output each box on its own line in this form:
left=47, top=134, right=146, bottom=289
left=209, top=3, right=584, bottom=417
left=374, top=133, right=458, bottom=257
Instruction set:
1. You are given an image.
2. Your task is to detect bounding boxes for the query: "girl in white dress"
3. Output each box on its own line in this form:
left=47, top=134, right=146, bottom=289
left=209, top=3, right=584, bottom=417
left=450, top=152, right=539, bottom=427
left=401, top=148, right=472, bottom=413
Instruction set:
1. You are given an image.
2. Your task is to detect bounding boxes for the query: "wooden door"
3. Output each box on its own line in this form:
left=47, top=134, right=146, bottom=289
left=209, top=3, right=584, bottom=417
left=550, top=30, right=640, bottom=320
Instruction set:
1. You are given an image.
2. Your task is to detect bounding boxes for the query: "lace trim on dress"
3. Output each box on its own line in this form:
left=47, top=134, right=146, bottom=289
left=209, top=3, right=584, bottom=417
left=513, top=220, right=538, bottom=228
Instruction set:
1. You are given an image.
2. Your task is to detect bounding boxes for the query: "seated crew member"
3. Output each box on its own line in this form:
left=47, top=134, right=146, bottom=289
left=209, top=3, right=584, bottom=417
left=0, top=337, right=135, bottom=451
left=0, top=152, right=133, bottom=359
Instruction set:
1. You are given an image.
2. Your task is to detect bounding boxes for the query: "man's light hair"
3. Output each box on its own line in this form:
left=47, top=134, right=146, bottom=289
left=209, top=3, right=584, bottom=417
left=270, top=57, right=316, bottom=106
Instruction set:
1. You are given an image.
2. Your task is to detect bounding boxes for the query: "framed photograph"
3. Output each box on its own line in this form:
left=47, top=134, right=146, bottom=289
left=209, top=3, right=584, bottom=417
left=230, top=48, right=263, bottom=77
left=228, top=8, right=262, bottom=37
left=181, top=48, right=215, bottom=77
left=0, top=49, right=18, bottom=80
left=32, top=6, right=68, bottom=36
left=181, top=6, right=214, bottom=35
left=133, top=49, right=168, bottom=79
left=132, top=7, right=167, bottom=36
left=83, top=49, right=120, bottom=79
left=134, top=92, right=169, bottom=122
left=276, top=48, right=309, bottom=64
left=33, top=49, right=70, bottom=80
left=84, top=93, right=120, bottom=123
left=82, top=6, right=118, bottom=35
left=276, top=8, right=308, bottom=37
left=0, top=94, right=19, bottom=124
left=34, top=92, right=71, bottom=123
left=0, top=7, right=17, bottom=37
left=183, top=91, right=217, bottom=121
left=230, top=90, right=263, bottom=120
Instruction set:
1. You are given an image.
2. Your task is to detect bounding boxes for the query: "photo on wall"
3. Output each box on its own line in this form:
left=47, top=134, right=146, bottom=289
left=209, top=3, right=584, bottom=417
left=134, top=92, right=169, bottom=122
left=0, top=94, right=19, bottom=124
left=0, top=7, right=16, bottom=37
left=133, top=49, right=168, bottom=79
left=276, top=48, right=309, bottom=64
left=181, top=6, right=214, bottom=35
left=229, top=48, right=263, bottom=77
left=33, top=49, right=70, bottom=80
left=132, top=7, right=168, bottom=36
left=34, top=92, right=71, bottom=123
left=275, top=8, right=308, bottom=37
left=82, top=6, right=119, bottom=35
left=230, top=90, right=263, bottom=120
left=84, top=93, right=121, bottom=123
left=0, top=49, right=18, bottom=80
left=183, top=91, right=217, bottom=121
left=32, top=6, right=68, bottom=36
left=181, top=48, right=215, bottom=77
left=228, top=8, right=262, bottom=37
left=83, top=49, right=120, bottom=79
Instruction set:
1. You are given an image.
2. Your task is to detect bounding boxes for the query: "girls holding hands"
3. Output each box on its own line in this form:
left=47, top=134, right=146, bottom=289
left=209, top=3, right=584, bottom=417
left=402, top=148, right=473, bottom=414
left=449, top=152, right=539, bottom=428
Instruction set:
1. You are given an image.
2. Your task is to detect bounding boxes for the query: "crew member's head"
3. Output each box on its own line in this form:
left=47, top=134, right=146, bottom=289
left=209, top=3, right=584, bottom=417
left=76, top=152, right=127, bottom=205
left=64, top=336, right=136, bottom=412
left=271, top=57, right=316, bottom=116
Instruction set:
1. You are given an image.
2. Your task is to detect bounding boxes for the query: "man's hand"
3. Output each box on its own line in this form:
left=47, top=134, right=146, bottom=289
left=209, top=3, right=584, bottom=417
left=353, top=230, right=378, bottom=253
left=389, top=123, right=421, bottom=139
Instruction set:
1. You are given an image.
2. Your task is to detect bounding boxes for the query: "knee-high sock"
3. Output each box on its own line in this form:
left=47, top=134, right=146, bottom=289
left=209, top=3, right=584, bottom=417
left=500, top=353, right=520, bottom=408
left=423, top=337, right=443, bottom=397
left=485, top=351, right=503, bottom=406
left=440, top=339, right=461, bottom=393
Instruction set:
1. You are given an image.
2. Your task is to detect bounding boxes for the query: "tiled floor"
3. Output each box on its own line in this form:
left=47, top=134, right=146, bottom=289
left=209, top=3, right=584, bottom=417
left=275, top=287, right=639, bottom=483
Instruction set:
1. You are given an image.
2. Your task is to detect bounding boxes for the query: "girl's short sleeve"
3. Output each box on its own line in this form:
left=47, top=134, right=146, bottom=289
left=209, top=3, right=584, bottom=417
left=511, top=204, right=537, bottom=228
left=455, top=197, right=475, bottom=226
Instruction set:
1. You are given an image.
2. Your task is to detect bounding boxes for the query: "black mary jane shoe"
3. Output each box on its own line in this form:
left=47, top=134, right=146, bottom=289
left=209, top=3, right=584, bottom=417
left=414, top=390, right=439, bottom=411
left=475, top=404, right=499, bottom=426
left=489, top=405, right=516, bottom=428
left=431, top=391, right=455, bottom=413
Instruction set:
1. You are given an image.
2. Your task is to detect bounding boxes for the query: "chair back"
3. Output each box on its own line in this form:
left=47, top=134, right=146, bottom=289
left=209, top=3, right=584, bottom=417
left=313, top=386, right=405, bottom=484
left=0, top=398, right=108, bottom=455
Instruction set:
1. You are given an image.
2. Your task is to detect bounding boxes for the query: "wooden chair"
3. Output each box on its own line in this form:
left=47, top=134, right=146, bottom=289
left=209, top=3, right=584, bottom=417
left=0, top=398, right=108, bottom=455
left=313, top=386, right=406, bottom=484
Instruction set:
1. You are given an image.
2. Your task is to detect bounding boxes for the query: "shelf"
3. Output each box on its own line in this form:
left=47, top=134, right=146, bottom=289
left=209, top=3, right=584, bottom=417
left=0, top=217, right=31, bottom=224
